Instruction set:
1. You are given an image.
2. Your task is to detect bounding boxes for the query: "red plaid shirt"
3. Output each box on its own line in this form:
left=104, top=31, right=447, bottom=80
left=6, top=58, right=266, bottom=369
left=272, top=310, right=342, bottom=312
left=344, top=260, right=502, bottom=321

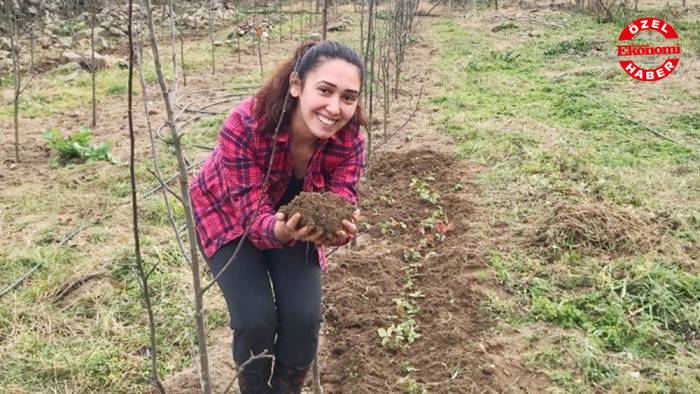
left=189, top=97, right=365, bottom=271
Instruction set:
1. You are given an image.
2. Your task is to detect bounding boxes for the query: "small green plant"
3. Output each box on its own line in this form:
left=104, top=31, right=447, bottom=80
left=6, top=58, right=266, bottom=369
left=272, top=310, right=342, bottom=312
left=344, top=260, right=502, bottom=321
left=44, top=127, right=114, bottom=165
left=420, top=207, right=447, bottom=231
left=397, top=375, right=427, bottom=394
left=378, top=318, right=422, bottom=349
left=394, top=297, right=421, bottom=317
left=56, top=19, right=86, bottom=37
left=403, top=249, right=422, bottom=263
left=410, top=177, right=440, bottom=204
left=399, top=361, right=417, bottom=374
left=378, top=218, right=407, bottom=236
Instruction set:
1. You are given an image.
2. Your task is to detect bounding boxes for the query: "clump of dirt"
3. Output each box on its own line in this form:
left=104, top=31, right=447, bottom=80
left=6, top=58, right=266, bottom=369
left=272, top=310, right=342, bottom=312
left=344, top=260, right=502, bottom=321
left=279, top=191, right=355, bottom=234
left=528, top=201, right=658, bottom=260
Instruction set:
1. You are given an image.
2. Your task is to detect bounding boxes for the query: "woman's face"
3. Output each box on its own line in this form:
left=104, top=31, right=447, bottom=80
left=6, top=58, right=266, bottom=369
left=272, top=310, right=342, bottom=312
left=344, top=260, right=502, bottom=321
left=290, top=58, right=362, bottom=141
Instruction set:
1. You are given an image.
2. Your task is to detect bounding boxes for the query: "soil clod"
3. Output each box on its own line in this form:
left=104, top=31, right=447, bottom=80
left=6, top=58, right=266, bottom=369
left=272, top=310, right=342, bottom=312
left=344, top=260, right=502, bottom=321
left=279, top=192, right=355, bottom=234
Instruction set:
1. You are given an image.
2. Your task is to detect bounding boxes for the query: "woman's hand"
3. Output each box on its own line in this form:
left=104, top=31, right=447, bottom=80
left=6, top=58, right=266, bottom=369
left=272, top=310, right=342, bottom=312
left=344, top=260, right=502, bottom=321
left=274, top=212, right=324, bottom=244
left=319, top=209, right=361, bottom=247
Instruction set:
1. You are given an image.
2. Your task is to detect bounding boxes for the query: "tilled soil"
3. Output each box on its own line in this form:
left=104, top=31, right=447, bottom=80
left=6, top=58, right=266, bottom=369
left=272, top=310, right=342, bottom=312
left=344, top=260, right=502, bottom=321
left=319, top=150, right=499, bottom=392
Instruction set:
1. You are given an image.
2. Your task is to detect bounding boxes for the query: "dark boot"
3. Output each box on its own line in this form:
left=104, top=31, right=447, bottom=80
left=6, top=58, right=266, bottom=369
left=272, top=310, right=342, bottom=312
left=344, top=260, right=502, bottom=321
left=238, top=358, right=272, bottom=394
left=269, top=359, right=310, bottom=394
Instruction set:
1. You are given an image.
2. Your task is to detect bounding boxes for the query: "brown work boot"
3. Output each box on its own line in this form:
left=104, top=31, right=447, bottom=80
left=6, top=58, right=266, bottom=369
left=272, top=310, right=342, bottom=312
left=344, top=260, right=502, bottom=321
left=238, top=358, right=272, bottom=394
left=269, top=360, right=310, bottom=394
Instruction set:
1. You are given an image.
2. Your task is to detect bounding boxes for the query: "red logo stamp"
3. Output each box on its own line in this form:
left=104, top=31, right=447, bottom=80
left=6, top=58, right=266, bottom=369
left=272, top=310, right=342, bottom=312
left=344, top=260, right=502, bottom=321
left=616, top=17, right=682, bottom=82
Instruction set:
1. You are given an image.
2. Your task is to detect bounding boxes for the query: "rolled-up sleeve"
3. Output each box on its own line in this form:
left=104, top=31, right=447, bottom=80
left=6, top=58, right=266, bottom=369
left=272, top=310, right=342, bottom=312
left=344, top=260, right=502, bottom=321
left=219, top=111, right=283, bottom=250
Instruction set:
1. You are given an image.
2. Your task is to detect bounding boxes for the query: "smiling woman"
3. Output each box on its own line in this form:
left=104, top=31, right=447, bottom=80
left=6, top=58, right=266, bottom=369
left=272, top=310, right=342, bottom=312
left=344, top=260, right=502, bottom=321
left=188, top=40, right=366, bottom=394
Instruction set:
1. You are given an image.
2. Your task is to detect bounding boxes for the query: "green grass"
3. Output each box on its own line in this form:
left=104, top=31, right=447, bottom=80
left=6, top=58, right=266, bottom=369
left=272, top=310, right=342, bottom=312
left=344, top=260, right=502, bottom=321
left=433, top=9, right=700, bottom=392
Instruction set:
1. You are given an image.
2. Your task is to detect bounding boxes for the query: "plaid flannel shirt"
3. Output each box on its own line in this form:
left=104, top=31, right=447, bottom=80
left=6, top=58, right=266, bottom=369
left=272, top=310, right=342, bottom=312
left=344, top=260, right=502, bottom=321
left=189, top=97, right=365, bottom=271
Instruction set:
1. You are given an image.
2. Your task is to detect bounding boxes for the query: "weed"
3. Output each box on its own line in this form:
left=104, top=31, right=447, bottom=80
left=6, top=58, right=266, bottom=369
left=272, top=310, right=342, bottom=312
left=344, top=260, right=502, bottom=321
left=44, top=127, right=114, bottom=166
left=492, top=22, right=517, bottom=32
left=544, top=38, right=596, bottom=56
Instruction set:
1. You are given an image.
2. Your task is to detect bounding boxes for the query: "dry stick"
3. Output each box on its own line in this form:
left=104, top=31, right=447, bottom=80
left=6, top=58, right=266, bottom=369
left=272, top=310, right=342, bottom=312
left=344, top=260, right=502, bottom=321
left=136, top=42, right=190, bottom=267
left=52, top=270, right=106, bottom=303
left=0, top=221, right=94, bottom=299
left=423, top=0, right=445, bottom=16
left=141, top=0, right=212, bottom=391
left=147, top=168, right=184, bottom=203
left=127, top=2, right=167, bottom=392
left=312, top=355, right=323, bottom=394
left=142, top=159, right=205, bottom=199
left=220, top=351, right=274, bottom=394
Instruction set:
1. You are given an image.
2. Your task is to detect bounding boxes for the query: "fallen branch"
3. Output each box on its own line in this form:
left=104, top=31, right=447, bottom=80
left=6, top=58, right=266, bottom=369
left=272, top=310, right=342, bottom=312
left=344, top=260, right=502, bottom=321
left=0, top=220, right=96, bottom=299
left=52, top=269, right=107, bottom=303
left=141, top=159, right=205, bottom=199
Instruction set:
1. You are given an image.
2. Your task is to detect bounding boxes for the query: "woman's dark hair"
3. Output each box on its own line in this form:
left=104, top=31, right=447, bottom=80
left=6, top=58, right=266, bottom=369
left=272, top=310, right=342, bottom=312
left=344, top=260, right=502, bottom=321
left=254, top=40, right=367, bottom=135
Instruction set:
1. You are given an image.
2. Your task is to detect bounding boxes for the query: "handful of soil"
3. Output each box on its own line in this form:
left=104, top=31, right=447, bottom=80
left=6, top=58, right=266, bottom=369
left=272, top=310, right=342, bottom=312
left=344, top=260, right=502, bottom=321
left=279, top=192, right=355, bottom=234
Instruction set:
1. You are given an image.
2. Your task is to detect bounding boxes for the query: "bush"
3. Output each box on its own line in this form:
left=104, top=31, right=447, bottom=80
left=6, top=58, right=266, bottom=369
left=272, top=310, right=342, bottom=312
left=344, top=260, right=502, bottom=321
left=44, top=127, right=114, bottom=165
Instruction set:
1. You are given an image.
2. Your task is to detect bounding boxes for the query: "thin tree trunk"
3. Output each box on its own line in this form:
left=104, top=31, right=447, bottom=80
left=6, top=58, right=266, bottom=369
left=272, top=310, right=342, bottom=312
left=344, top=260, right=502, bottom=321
left=167, top=0, right=178, bottom=100
left=209, top=0, right=215, bottom=74
left=180, top=33, right=187, bottom=86
left=279, top=0, right=283, bottom=42
left=141, top=0, right=213, bottom=392
left=257, top=35, right=263, bottom=79
left=9, top=4, right=20, bottom=163
left=322, top=0, right=328, bottom=40
left=360, top=0, right=364, bottom=60
left=363, top=0, right=374, bottom=104
left=127, top=2, right=166, bottom=392
left=91, top=0, right=97, bottom=127
left=29, top=29, right=35, bottom=72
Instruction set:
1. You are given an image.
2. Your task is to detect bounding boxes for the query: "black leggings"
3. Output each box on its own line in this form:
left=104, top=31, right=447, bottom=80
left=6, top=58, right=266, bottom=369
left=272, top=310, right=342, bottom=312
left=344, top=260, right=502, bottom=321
left=207, top=237, right=321, bottom=369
